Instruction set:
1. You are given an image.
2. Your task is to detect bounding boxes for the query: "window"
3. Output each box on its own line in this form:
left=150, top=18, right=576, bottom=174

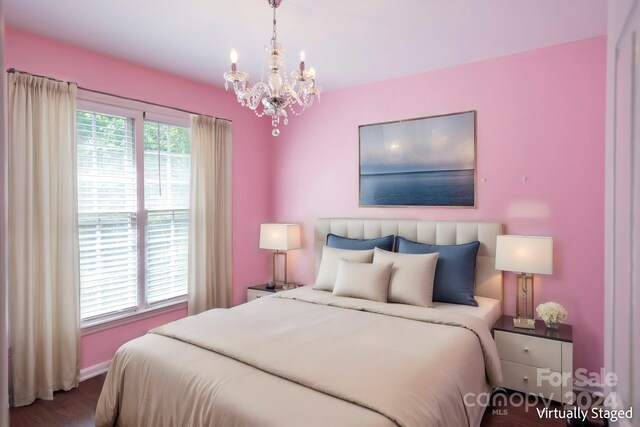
left=143, top=121, right=190, bottom=304
left=77, top=96, right=190, bottom=325
left=77, top=111, right=138, bottom=319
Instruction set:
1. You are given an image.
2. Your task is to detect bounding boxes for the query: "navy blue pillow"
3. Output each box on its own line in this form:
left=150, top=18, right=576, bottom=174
left=396, top=237, right=480, bottom=306
left=326, top=234, right=395, bottom=251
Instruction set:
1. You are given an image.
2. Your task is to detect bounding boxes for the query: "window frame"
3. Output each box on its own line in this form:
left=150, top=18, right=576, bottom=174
left=77, top=91, right=191, bottom=334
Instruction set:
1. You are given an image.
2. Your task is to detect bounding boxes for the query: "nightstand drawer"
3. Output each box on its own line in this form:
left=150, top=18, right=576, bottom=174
left=495, top=330, right=562, bottom=371
left=501, top=360, right=562, bottom=399
left=247, top=289, right=274, bottom=301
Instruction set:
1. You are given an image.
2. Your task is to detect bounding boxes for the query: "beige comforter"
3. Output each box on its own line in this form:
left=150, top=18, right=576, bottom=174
left=95, top=287, right=501, bottom=427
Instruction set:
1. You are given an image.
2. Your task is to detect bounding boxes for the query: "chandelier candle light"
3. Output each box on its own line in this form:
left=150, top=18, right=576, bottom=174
left=224, top=0, right=321, bottom=137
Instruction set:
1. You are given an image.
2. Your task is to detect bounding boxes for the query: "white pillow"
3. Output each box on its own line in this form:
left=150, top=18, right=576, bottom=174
left=313, top=246, right=374, bottom=292
left=332, top=259, right=393, bottom=303
left=373, top=247, right=439, bottom=307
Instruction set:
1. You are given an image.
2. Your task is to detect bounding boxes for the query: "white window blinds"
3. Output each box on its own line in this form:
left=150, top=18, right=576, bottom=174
left=77, top=105, right=191, bottom=324
left=77, top=110, right=138, bottom=319
left=144, top=122, right=190, bottom=304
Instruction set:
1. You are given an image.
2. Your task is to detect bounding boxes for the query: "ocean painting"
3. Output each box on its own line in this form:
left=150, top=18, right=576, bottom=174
left=359, top=111, right=476, bottom=207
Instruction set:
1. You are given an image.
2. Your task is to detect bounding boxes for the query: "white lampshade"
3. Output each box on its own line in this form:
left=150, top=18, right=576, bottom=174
left=259, top=224, right=301, bottom=251
left=495, top=235, right=553, bottom=275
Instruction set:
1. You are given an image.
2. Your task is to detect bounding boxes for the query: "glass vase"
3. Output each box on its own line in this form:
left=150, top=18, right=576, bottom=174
left=544, top=321, right=559, bottom=329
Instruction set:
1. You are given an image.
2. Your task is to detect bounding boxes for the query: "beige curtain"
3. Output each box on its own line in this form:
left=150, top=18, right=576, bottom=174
left=188, top=116, right=232, bottom=315
left=7, top=72, right=80, bottom=406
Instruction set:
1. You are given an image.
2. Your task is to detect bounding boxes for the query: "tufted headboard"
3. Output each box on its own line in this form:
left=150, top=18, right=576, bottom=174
left=315, top=218, right=504, bottom=302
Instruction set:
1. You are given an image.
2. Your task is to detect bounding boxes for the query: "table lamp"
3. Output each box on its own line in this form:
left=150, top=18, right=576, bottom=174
left=259, top=224, right=301, bottom=289
left=495, top=235, right=553, bottom=329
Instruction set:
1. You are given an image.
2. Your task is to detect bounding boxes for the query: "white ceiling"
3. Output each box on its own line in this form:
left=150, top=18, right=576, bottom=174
left=5, top=0, right=607, bottom=92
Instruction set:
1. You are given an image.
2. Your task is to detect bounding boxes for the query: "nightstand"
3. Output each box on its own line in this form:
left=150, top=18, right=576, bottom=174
left=492, top=315, right=573, bottom=404
left=246, top=284, right=295, bottom=301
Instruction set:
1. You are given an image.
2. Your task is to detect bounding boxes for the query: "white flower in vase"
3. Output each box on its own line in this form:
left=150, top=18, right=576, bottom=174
left=536, top=302, right=568, bottom=329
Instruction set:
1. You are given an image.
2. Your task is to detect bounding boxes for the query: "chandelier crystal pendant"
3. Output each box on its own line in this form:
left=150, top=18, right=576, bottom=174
left=223, top=0, right=321, bottom=137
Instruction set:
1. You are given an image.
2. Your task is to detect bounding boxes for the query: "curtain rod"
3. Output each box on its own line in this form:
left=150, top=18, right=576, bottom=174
left=6, top=68, right=232, bottom=123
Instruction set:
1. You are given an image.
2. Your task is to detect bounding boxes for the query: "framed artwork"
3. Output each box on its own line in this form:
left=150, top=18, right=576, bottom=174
left=359, top=110, right=476, bottom=207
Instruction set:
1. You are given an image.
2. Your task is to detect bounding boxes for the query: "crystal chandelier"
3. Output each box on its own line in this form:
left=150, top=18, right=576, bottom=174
left=223, top=0, right=321, bottom=136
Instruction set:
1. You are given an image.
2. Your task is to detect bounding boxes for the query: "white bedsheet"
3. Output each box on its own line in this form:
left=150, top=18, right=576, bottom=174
left=96, top=287, right=502, bottom=427
left=432, top=296, right=502, bottom=328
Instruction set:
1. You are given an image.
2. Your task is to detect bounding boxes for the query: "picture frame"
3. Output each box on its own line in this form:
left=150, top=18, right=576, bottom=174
left=359, top=110, right=477, bottom=208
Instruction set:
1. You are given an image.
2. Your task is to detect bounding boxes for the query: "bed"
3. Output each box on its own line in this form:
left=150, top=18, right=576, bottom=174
left=95, top=219, right=504, bottom=427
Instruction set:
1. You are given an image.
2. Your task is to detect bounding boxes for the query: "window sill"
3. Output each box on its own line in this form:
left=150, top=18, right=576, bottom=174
left=81, top=299, right=188, bottom=336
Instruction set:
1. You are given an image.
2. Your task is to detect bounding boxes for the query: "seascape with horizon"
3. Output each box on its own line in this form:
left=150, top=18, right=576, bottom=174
left=359, top=111, right=476, bottom=207
left=360, top=169, right=474, bottom=206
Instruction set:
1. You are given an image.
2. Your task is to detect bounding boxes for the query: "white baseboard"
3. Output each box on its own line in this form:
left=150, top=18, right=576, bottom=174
left=80, top=360, right=111, bottom=382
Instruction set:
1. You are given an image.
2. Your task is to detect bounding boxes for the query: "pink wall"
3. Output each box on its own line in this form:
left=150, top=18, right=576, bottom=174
left=273, top=37, right=606, bottom=374
left=80, top=310, right=186, bottom=368
left=4, top=26, right=274, bottom=369
left=4, top=27, right=607, bottom=375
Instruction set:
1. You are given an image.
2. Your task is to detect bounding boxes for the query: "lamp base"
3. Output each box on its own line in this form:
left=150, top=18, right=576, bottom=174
left=513, top=317, right=536, bottom=329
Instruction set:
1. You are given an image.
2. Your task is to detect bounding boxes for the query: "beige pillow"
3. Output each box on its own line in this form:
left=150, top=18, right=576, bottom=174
left=313, top=246, right=375, bottom=292
left=332, top=259, right=393, bottom=303
left=373, top=247, right=439, bottom=307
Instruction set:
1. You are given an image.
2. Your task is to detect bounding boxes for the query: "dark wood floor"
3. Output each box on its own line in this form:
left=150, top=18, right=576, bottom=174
left=9, top=375, right=569, bottom=426
left=9, top=375, right=106, bottom=427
